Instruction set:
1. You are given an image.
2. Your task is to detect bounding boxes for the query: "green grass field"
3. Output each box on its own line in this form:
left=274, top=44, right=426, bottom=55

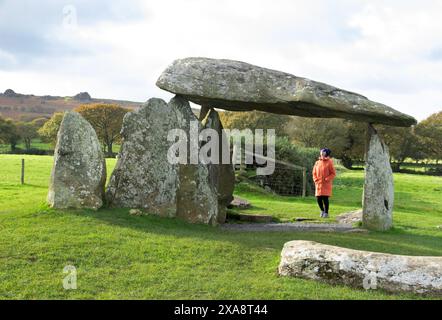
left=0, top=154, right=441, bottom=299
left=0, top=139, right=53, bottom=153
left=0, top=139, right=121, bottom=154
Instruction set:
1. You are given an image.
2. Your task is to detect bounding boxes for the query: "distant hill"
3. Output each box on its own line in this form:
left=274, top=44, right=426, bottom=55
left=0, top=89, right=142, bottom=121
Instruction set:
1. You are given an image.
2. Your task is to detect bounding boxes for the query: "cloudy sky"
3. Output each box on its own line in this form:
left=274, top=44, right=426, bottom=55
left=0, top=0, right=441, bottom=121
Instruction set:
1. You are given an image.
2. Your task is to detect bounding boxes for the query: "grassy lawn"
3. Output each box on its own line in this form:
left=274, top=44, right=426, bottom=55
left=0, top=139, right=53, bottom=153
left=0, top=154, right=441, bottom=299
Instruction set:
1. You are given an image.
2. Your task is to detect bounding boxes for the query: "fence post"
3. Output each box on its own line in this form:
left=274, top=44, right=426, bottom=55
left=302, top=167, right=307, bottom=198
left=21, top=158, right=25, bottom=185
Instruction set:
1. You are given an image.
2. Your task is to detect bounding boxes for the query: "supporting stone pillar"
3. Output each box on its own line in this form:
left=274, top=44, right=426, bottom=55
left=362, top=123, right=394, bottom=231
left=201, top=108, right=235, bottom=224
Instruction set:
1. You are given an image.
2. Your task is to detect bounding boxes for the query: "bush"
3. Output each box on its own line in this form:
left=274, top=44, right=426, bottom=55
left=4, top=148, right=52, bottom=155
left=427, top=166, right=442, bottom=176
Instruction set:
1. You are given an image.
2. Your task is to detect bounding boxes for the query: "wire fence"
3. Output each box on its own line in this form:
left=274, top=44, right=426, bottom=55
left=233, top=146, right=312, bottom=197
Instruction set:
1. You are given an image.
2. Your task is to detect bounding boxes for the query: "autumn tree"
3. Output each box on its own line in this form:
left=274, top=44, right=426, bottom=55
left=38, top=112, right=64, bottom=145
left=74, top=104, right=131, bottom=156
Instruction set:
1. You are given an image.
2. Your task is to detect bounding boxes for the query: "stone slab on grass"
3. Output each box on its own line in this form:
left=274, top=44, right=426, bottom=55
left=279, top=240, right=442, bottom=296
left=336, top=209, right=363, bottom=225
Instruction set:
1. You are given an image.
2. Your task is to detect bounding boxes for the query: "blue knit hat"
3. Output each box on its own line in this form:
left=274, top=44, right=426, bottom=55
left=321, top=148, right=331, bottom=157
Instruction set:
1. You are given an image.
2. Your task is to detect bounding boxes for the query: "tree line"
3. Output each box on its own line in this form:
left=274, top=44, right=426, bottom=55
left=219, top=110, right=442, bottom=172
left=1, top=104, right=441, bottom=173
left=0, top=104, right=131, bottom=157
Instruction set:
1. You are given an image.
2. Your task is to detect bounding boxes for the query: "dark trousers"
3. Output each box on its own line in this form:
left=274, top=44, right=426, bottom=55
left=316, top=196, right=329, bottom=213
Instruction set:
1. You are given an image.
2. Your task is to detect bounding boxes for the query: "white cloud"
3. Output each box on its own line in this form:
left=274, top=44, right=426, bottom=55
left=0, top=49, right=17, bottom=67
left=0, top=0, right=441, bottom=121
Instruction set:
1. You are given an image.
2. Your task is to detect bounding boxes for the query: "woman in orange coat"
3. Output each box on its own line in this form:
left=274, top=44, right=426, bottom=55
left=312, top=148, right=336, bottom=218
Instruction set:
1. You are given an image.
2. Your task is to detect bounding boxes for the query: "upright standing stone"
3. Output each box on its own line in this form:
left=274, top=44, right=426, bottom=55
left=170, top=96, right=219, bottom=225
left=48, top=111, right=106, bottom=209
left=201, top=108, right=235, bottom=223
left=106, top=96, right=220, bottom=225
left=106, top=98, right=179, bottom=217
left=362, top=124, right=394, bottom=230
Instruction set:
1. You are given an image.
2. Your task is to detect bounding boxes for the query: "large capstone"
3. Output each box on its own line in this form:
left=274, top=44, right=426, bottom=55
left=106, top=96, right=219, bottom=225
left=157, top=57, right=416, bottom=127
left=48, top=111, right=106, bottom=209
left=362, top=124, right=394, bottom=231
left=201, top=108, right=235, bottom=223
left=279, top=241, right=442, bottom=296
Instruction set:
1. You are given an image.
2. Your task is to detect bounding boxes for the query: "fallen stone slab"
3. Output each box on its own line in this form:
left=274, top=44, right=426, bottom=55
left=129, top=209, right=144, bottom=216
left=157, top=57, right=416, bottom=127
left=235, top=214, right=273, bottom=223
left=295, top=217, right=316, bottom=222
left=336, top=209, right=363, bottom=225
left=279, top=241, right=442, bottom=296
left=221, top=223, right=366, bottom=233
left=229, top=196, right=251, bottom=209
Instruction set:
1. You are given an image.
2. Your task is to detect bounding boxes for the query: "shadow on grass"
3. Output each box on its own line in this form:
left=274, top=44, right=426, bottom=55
left=60, top=207, right=442, bottom=257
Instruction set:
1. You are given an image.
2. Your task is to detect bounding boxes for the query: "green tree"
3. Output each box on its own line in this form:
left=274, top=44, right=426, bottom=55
left=341, top=121, right=366, bottom=168
left=284, top=117, right=364, bottom=168
left=74, top=104, right=131, bottom=156
left=377, top=125, right=424, bottom=171
left=16, top=122, right=38, bottom=150
left=0, top=116, right=20, bottom=150
left=415, top=111, right=442, bottom=163
left=15, top=118, right=47, bottom=150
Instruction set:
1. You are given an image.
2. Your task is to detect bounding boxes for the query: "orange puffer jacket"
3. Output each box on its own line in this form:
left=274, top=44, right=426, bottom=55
left=312, top=158, right=336, bottom=197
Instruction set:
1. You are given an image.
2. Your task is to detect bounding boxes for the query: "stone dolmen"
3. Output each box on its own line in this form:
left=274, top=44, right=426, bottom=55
left=48, top=57, right=417, bottom=230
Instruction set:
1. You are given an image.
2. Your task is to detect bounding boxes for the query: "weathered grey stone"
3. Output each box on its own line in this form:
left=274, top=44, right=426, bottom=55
left=106, top=96, right=219, bottom=225
left=362, top=124, right=394, bottom=231
left=106, top=98, right=179, bottom=216
left=48, top=111, right=106, bottom=209
left=229, top=196, right=251, bottom=209
left=336, top=209, right=363, bottom=225
left=279, top=241, right=442, bottom=296
left=201, top=108, right=235, bottom=223
left=170, top=96, right=219, bottom=225
left=129, top=209, right=143, bottom=216
left=157, top=57, right=416, bottom=127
